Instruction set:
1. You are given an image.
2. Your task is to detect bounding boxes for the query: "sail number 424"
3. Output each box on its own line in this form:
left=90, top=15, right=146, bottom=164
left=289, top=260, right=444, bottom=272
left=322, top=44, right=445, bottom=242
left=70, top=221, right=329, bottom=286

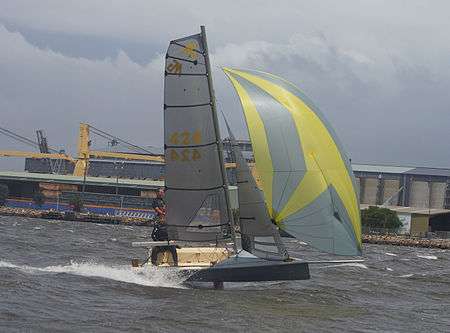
left=168, top=131, right=202, bottom=161
left=169, top=130, right=201, bottom=145
left=169, top=149, right=201, bottom=161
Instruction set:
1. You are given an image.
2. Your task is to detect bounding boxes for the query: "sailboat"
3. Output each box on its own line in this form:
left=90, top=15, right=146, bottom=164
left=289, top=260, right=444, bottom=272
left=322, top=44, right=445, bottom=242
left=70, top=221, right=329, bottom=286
left=132, top=26, right=362, bottom=287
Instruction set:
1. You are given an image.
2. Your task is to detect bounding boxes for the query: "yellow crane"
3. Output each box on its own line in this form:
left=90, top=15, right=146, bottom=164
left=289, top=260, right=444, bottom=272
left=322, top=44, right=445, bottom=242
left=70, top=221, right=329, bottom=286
left=0, top=150, right=74, bottom=161
left=1, top=123, right=241, bottom=178
left=72, top=123, right=165, bottom=176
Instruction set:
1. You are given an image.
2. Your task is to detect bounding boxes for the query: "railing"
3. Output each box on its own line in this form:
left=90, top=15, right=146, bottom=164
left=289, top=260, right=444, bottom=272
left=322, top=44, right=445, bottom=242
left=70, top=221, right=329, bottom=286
left=61, top=191, right=154, bottom=209
left=362, top=226, right=400, bottom=235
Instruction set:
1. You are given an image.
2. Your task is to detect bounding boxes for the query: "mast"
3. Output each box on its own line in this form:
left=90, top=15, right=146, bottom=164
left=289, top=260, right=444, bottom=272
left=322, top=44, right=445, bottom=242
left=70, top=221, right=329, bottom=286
left=200, top=26, right=238, bottom=253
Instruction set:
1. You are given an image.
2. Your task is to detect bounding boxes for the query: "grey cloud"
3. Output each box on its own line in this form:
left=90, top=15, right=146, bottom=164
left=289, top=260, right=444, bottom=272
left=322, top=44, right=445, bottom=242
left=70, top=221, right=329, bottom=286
left=0, top=26, right=164, bottom=160
left=2, top=20, right=162, bottom=65
left=1, top=1, right=450, bottom=171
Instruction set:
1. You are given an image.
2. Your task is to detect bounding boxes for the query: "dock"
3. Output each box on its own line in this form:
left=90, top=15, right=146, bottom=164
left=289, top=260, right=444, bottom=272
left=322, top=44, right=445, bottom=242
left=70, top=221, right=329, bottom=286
left=0, top=206, right=152, bottom=226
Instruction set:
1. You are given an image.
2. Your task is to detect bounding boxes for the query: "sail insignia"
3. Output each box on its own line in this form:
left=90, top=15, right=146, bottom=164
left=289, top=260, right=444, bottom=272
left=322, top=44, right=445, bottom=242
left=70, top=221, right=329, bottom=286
left=223, top=68, right=362, bottom=256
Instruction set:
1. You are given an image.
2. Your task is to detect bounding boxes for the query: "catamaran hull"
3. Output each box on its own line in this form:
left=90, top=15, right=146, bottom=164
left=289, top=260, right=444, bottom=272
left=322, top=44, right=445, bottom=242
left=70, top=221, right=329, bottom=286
left=186, top=258, right=310, bottom=282
left=132, top=244, right=310, bottom=283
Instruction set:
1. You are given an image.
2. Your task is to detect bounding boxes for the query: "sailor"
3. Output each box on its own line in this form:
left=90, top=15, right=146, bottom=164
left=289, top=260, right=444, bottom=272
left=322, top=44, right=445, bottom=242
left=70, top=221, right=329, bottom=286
left=150, top=188, right=178, bottom=266
left=151, top=188, right=167, bottom=240
left=152, top=188, right=166, bottom=220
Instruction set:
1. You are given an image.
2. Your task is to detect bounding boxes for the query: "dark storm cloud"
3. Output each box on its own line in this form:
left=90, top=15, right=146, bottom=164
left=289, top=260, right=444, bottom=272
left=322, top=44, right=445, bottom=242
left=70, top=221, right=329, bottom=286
left=2, top=20, right=162, bottom=65
left=1, top=0, right=450, bottom=171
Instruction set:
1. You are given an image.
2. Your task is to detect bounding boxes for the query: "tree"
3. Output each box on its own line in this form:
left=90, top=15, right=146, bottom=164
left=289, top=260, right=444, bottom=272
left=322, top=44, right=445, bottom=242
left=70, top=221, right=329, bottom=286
left=69, top=194, right=84, bottom=212
left=33, top=191, right=45, bottom=208
left=361, top=206, right=402, bottom=230
left=0, top=184, right=8, bottom=206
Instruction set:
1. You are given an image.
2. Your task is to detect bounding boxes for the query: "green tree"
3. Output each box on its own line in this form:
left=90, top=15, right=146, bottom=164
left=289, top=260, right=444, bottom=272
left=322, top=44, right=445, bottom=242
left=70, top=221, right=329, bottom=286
left=0, top=184, right=8, bottom=206
left=33, top=191, right=46, bottom=207
left=69, top=194, right=84, bottom=212
left=361, top=206, right=402, bottom=229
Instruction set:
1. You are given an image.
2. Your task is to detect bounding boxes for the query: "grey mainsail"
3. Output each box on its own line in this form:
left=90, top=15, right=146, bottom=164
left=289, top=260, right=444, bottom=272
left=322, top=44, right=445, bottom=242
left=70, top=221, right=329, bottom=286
left=224, top=119, right=288, bottom=260
left=164, top=28, right=234, bottom=243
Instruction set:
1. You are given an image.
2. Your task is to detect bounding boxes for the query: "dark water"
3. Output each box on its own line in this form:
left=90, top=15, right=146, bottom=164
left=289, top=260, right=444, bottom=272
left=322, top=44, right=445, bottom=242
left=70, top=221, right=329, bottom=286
left=0, top=216, right=449, bottom=333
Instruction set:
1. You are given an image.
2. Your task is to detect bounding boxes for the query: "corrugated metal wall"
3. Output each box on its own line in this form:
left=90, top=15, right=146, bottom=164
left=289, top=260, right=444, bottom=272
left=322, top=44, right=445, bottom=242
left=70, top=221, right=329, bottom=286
left=355, top=177, right=361, bottom=200
left=430, top=182, right=446, bottom=208
left=382, top=180, right=400, bottom=205
left=409, top=181, right=430, bottom=208
left=362, top=178, right=378, bottom=205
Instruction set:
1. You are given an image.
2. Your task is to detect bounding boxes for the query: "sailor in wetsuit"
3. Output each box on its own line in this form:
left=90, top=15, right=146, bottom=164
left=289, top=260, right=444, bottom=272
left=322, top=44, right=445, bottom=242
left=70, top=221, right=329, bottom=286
left=150, top=188, right=178, bottom=266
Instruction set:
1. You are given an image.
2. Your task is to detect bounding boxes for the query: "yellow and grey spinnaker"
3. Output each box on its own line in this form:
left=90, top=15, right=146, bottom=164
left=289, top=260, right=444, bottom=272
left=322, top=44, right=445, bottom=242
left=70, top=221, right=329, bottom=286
left=223, top=68, right=362, bottom=256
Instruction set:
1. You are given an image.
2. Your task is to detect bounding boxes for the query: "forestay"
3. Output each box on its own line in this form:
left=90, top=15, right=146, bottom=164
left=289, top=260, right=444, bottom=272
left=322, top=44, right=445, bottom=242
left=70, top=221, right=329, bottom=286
left=163, top=30, right=231, bottom=242
left=223, top=68, right=362, bottom=256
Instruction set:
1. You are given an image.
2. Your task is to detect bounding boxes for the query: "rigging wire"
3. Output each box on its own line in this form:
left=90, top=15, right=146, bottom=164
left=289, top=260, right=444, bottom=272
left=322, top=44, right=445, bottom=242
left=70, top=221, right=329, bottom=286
left=0, top=126, right=39, bottom=148
left=0, top=126, right=59, bottom=153
left=88, top=125, right=156, bottom=155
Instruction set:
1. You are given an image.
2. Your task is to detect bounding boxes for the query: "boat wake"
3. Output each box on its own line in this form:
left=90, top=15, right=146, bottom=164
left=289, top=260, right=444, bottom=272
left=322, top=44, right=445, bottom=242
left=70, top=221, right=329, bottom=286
left=0, top=260, right=188, bottom=289
left=320, top=263, right=369, bottom=269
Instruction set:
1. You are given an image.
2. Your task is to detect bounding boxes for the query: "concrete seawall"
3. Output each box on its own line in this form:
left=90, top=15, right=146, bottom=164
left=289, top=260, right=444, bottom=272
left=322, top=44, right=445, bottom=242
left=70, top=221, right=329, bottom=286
left=0, top=206, right=152, bottom=226
left=363, top=234, right=450, bottom=249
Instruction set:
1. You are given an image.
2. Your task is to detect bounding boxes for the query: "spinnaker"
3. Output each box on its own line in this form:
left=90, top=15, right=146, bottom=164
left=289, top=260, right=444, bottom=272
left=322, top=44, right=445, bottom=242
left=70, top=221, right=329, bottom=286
left=223, top=68, right=362, bottom=256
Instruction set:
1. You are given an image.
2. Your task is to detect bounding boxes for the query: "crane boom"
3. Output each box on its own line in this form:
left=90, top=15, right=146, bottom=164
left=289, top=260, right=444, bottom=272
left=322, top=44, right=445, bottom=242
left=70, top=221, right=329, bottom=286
left=89, top=150, right=164, bottom=162
left=0, top=150, right=75, bottom=161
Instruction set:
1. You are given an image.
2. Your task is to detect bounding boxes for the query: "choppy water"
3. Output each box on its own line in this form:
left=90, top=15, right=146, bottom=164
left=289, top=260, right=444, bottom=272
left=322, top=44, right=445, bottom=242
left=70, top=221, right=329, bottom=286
left=0, top=216, right=449, bottom=332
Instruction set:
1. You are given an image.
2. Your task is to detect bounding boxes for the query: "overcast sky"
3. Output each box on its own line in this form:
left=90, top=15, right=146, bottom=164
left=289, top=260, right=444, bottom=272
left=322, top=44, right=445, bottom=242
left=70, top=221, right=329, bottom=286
left=1, top=0, right=450, bottom=171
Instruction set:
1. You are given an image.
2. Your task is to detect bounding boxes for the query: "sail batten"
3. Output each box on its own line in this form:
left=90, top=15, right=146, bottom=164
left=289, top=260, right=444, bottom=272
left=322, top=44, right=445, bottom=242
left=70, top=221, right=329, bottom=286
left=224, top=68, right=362, bottom=256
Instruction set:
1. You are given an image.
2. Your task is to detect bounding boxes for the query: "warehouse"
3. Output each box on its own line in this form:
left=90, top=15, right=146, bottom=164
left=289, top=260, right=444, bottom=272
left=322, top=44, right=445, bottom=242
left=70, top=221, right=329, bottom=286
left=353, top=164, right=450, bottom=209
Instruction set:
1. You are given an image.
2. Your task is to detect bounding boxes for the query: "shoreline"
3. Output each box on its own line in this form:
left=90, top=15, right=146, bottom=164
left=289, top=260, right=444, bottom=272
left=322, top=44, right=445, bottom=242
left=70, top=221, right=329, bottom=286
left=362, top=234, right=449, bottom=249
left=1, top=206, right=449, bottom=249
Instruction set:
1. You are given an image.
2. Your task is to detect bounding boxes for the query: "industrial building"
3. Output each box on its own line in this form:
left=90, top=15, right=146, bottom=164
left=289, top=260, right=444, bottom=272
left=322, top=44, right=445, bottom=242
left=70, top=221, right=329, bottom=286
left=2, top=126, right=450, bottom=234
left=0, top=170, right=163, bottom=217
left=25, top=157, right=165, bottom=180
left=354, top=164, right=450, bottom=236
left=353, top=164, right=450, bottom=209
left=20, top=140, right=450, bottom=212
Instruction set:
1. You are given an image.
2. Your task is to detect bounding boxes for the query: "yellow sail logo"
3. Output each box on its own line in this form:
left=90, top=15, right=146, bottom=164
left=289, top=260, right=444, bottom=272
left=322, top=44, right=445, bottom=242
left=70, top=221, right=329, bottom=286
left=183, top=41, right=198, bottom=60
left=167, top=60, right=182, bottom=74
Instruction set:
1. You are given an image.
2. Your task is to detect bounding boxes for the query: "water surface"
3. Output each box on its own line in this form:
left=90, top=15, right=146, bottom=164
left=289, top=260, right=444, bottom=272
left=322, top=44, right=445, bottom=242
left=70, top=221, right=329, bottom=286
left=0, top=216, right=449, bottom=332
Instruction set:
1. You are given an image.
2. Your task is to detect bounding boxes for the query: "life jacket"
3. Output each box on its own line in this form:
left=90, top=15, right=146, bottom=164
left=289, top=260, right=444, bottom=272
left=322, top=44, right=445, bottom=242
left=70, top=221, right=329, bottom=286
left=151, top=223, right=168, bottom=241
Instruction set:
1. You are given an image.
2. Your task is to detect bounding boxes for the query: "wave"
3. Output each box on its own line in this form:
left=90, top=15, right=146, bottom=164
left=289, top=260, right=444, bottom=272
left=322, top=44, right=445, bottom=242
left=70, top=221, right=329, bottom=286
left=0, top=260, right=187, bottom=289
left=416, top=255, right=438, bottom=260
left=399, top=273, right=413, bottom=278
left=385, top=252, right=397, bottom=257
left=320, top=263, right=368, bottom=269
left=398, top=267, right=450, bottom=279
left=122, top=226, right=134, bottom=230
